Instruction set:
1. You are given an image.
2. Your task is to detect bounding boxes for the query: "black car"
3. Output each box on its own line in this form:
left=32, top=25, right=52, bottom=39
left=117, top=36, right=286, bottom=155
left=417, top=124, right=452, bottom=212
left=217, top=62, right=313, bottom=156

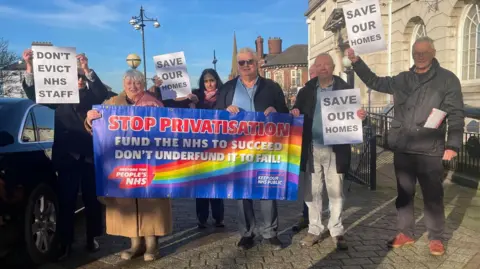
left=0, top=98, right=59, bottom=265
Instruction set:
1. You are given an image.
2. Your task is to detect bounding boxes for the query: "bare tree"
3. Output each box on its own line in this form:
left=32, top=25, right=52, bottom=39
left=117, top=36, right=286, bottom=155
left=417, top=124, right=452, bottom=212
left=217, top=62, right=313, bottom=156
left=0, top=38, right=23, bottom=97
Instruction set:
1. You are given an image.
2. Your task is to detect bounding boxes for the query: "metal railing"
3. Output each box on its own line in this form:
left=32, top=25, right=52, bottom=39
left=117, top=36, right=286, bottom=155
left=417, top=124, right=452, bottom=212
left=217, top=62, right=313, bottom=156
left=348, top=126, right=377, bottom=190
left=368, top=112, right=480, bottom=176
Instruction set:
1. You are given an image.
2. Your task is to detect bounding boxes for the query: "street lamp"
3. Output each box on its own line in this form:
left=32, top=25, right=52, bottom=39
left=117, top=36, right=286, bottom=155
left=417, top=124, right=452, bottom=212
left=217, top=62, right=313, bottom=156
left=212, top=50, right=218, bottom=70
left=129, top=6, right=160, bottom=90
left=126, top=53, right=141, bottom=69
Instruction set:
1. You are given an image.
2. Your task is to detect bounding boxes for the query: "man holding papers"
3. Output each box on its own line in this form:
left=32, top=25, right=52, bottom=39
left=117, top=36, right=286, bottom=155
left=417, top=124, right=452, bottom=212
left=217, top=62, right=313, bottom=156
left=347, top=36, right=465, bottom=256
left=291, top=53, right=366, bottom=250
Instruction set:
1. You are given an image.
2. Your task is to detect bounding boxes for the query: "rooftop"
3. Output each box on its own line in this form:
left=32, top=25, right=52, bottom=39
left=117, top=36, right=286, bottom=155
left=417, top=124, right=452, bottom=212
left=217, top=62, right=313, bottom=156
left=262, top=45, right=308, bottom=68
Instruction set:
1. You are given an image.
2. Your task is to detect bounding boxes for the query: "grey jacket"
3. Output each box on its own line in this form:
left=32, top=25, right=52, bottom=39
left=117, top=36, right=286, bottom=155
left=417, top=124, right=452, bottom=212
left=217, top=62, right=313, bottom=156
left=352, top=58, right=465, bottom=156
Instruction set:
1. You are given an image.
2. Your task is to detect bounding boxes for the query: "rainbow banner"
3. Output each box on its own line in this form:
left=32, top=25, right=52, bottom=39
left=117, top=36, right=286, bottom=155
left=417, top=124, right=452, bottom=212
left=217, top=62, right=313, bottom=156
left=92, top=105, right=303, bottom=200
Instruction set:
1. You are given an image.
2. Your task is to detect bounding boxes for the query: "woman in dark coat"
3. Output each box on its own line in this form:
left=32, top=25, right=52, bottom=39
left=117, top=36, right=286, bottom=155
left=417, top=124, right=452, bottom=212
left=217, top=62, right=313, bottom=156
left=192, top=68, right=225, bottom=228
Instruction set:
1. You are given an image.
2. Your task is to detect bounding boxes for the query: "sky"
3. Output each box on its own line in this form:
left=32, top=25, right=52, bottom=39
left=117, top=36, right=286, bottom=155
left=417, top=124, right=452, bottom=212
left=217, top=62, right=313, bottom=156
left=0, top=0, right=308, bottom=93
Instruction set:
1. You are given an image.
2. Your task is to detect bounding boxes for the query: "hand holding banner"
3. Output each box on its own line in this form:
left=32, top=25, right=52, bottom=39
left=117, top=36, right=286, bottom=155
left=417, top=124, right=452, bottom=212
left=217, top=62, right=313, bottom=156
left=92, top=106, right=303, bottom=200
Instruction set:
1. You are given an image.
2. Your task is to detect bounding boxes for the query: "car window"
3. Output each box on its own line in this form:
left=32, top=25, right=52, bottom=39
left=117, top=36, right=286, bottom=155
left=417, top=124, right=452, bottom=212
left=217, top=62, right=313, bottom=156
left=32, top=106, right=55, bottom=142
left=21, top=112, right=36, bottom=143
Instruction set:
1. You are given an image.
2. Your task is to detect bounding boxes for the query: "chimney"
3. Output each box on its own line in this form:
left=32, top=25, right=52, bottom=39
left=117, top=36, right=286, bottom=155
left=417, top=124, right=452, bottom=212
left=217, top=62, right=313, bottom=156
left=255, top=36, right=264, bottom=59
left=267, top=37, right=282, bottom=55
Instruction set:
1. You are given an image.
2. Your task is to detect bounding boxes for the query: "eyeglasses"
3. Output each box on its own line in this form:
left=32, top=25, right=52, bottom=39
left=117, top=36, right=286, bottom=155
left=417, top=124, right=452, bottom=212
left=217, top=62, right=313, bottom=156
left=204, top=79, right=215, bottom=83
left=413, top=52, right=431, bottom=58
left=238, top=59, right=255, bottom=66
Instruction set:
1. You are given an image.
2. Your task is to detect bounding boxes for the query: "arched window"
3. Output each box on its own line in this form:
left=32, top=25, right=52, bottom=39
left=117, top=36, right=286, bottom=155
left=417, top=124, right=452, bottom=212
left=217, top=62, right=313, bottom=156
left=460, top=4, right=480, bottom=81
left=410, top=24, right=427, bottom=66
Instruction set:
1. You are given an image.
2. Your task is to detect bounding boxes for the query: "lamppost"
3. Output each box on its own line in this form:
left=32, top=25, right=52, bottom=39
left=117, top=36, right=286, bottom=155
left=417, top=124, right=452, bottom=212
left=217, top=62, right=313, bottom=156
left=126, top=53, right=141, bottom=69
left=212, top=50, right=218, bottom=70
left=129, top=6, right=160, bottom=90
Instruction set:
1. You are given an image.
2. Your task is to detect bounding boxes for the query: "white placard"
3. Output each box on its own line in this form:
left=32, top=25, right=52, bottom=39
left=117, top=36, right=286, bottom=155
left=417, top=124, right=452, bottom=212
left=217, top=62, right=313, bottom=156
left=32, top=46, right=78, bottom=104
left=343, top=0, right=387, bottom=55
left=153, top=51, right=191, bottom=100
left=320, top=89, right=363, bottom=145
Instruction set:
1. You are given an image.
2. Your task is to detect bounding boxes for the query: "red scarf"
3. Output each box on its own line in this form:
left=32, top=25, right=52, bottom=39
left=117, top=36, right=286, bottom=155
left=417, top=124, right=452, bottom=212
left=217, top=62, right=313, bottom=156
left=204, top=89, right=217, bottom=108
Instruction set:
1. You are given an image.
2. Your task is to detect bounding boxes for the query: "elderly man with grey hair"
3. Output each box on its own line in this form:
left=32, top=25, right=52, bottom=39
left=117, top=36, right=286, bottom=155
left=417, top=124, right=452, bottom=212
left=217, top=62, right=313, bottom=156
left=21, top=48, right=108, bottom=259
left=346, top=36, right=465, bottom=256
left=291, top=52, right=367, bottom=250
left=215, top=47, right=289, bottom=250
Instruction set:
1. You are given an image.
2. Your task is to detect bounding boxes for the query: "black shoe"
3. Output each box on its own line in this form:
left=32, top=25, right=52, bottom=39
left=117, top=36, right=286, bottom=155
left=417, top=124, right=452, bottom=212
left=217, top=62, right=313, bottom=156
left=86, top=238, right=100, bottom=252
left=264, top=236, right=282, bottom=250
left=197, top=222, right=207, bottom=229
left=237, top=236, right=254, bottom=249
left=215, top=221, right=225, bottom=228
left=292, top=217, right=309, bottom=232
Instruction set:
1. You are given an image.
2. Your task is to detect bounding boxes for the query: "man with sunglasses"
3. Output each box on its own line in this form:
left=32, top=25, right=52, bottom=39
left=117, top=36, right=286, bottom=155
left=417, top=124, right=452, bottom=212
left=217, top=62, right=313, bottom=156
left=346, top=36, right=465, bottom=256
left=22, top=49, right=108, bottom=259
left=215, top=47, right=289, bottom=250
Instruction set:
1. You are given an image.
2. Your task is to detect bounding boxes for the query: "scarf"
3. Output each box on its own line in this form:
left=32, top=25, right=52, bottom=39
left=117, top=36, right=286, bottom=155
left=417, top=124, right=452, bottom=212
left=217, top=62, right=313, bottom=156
left=204, top=89, right=217, bottom=108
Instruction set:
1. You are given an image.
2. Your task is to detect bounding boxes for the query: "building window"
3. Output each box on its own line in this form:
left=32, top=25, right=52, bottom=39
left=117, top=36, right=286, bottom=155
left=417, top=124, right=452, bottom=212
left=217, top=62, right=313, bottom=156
left=310, top=17, right=316, bottom=45
left=410, top=23, right=427, bottom=66
left=274, top=70, right=284, bottom=89
left=460, top=4, right=480, bottom=81
left=265, top=71, right=271, bottom=79
left=321, top=8, right=327, bottom=38
left=290, top=69, right=302, bottom=87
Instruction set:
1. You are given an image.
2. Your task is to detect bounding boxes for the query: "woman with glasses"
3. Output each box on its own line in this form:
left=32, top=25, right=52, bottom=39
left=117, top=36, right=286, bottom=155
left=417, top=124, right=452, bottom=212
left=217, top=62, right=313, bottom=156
left=192, top=68, right=226, bottom=228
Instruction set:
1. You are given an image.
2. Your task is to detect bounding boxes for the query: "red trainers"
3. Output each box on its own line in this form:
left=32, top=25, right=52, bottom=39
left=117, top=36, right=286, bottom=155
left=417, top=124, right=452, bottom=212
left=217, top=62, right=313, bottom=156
left=429, top=240, right=445, bottom=256
left=387, top=233, right=415, bottom=248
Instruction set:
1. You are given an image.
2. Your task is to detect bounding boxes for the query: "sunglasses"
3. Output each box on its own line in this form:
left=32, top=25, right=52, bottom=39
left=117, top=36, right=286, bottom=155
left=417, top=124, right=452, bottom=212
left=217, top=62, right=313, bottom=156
left=78, top=74, right=87, bottom=81
left=238, top=59, right=255, bottom=66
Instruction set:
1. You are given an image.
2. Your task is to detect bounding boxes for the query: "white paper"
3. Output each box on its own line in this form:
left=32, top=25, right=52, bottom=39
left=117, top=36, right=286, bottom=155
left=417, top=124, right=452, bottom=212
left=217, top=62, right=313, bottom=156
left=342, top=0, right=387, bottom=55
left=32, top=46, right=79, bottom=104
left=424, top=108, right=447, bottom=129
left=320, top=89, right=364, bottom=145
left=153, top=51, right=192, bottom=100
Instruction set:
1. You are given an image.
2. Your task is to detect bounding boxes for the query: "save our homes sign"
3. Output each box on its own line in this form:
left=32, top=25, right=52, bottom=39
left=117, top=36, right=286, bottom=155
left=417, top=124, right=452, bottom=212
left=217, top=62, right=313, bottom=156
left=342, top=0, right=387, bottom=55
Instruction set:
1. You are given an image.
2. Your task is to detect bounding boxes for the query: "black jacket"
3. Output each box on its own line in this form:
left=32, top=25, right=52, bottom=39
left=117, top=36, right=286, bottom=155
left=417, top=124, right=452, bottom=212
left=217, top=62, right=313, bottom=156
left=352, top=58, right=465, bottom=155
left=215, top=77, right=289, bottom=113
left=22, top=70, right=108, bottom=166
left=293, top=76, right=353, bottom=173
left=192, top=89, right=214, bottom=109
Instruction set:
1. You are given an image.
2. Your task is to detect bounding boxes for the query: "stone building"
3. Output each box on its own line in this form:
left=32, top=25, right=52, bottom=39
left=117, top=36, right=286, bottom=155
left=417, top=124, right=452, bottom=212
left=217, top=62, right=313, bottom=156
left=305, top=0, right=480, bottom=107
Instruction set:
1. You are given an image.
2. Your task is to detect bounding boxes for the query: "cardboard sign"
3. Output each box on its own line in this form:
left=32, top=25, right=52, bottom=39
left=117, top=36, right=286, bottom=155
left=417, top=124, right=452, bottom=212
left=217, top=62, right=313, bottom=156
left=32, top=46, right=78, bottom=103
left=343, top=0, right=387, bottom=54
left=153, top=51, right=192, bottom=100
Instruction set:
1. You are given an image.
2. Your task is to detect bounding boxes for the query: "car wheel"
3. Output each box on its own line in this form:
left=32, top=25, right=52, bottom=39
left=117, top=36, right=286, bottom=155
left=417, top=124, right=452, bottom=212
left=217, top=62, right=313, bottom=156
left=24, top=183, right=59, bottom=264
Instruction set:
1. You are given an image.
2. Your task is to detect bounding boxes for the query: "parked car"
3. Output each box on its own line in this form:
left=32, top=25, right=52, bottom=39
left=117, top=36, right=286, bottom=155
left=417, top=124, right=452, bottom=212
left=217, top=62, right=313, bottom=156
left=0, top=98, right=59, bottom=265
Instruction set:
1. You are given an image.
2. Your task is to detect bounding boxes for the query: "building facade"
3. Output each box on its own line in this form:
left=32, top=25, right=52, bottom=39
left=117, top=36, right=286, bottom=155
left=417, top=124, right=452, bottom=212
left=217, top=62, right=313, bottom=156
left=305, top=0, right=480, bottom=107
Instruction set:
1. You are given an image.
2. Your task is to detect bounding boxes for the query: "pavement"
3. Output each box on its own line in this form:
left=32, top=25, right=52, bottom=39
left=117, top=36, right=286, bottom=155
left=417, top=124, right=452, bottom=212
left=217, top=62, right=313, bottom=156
left=28, top=150, right=480, bottom=269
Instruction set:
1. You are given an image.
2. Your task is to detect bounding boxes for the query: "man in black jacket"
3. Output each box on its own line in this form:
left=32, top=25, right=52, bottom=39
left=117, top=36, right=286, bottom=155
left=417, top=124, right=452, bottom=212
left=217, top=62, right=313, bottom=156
left=291, top=53, right=366, bottom=250
left=215, top=47, right=289, bottom=250
left=22, top=49, right=108, bottom=259
left=346, top=36, right=465, bottom=256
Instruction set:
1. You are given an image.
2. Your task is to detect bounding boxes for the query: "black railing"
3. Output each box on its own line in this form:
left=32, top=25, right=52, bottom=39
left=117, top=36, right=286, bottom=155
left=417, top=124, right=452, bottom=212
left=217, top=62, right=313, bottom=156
left=348, top=126, right=377, bottom=190
left=368, top=112, right=480, bottom=176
